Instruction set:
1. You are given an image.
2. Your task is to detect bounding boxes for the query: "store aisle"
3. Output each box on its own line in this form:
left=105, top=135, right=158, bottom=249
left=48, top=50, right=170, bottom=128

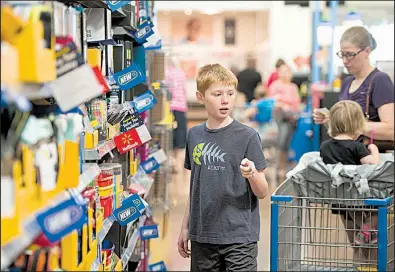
left=150, top=167, right=278, bottom=271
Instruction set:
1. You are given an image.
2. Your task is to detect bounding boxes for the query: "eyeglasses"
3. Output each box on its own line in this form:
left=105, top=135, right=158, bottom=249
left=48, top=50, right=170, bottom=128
left=336, top=49, right=365, bottom=60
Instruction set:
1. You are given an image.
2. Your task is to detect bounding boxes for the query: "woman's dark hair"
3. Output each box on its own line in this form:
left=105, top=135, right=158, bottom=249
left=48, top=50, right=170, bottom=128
left=340, top=26, right=377, bottom=51
left=275, top=59, right=286, bottom=69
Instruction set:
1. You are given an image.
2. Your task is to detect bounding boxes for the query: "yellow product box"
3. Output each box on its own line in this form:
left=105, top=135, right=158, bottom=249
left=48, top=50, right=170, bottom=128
left=85, top=130, right=99, bottom=149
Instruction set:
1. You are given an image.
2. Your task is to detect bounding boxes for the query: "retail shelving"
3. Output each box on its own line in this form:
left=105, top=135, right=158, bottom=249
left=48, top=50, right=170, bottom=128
left=1, top=0, right=170, bottom=270
left=0, top=164, right=101, bottom=270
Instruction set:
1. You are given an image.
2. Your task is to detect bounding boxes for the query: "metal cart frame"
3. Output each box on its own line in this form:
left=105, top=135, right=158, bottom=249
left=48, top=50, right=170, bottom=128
left=270, top=180, right=394, bottom=272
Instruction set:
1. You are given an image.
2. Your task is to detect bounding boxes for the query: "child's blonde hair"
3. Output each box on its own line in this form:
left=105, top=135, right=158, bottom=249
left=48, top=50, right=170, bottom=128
left=328, top=100, right=366, bottom=138
left=196, top=64, right=238, bottom=94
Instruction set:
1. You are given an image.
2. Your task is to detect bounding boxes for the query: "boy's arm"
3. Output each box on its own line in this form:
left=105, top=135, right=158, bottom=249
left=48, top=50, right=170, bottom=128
left=181, top=195, right=190, bottom=231
left=240, top=159, right=268, bottom=199
left=240, top=133, right=269, bottom=199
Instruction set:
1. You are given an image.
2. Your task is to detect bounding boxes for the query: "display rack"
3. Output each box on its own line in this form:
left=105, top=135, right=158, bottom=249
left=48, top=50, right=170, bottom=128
left=0, top=164, right=101, bottom=270
left=1, top=0, right=172, bottom=271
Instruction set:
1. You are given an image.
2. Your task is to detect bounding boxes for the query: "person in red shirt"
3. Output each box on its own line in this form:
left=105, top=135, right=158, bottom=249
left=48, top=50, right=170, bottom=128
left=265, top=58, right=286, bottom=89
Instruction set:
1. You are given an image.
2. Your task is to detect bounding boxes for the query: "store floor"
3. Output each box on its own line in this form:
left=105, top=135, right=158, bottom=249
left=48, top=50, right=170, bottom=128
left=149, top=165, right=279, bottom=271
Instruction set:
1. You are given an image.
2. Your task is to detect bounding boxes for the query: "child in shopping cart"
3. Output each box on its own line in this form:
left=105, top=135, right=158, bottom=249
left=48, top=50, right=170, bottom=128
left=177, top=64, right=269, bottom=271
left=320, top=100, right=380, bottom=245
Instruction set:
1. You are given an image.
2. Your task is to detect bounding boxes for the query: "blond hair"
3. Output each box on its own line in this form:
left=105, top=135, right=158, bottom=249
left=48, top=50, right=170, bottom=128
left=196, top=64, right=238, bottom=94
left=328, top=100, right=365, bottom=138
left=340, top=26, right=377, bottom=51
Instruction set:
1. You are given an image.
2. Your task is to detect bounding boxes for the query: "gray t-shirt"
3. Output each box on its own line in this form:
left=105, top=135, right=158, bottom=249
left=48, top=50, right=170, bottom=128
left=184, top=120, right=268, bottom=244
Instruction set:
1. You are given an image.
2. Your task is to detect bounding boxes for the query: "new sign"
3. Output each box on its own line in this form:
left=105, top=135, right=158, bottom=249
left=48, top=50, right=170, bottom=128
left=133, top=21, right=154, bottom=44
left=112, top=201, right=141, bottom=226
left=113, top=63, right=145, bottom=91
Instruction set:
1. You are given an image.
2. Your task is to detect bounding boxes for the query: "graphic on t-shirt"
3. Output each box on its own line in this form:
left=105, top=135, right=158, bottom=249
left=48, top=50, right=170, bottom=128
left=192, top=142, right=226, bottom=166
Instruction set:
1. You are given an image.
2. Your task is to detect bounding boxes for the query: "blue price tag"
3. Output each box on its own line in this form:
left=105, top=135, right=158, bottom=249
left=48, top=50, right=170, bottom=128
left=140, top=157, right=160, bottom=174
left=133, top=21, right=154, bottom=44
left=36, top=196, right=87, bottom=243
left=113, top=63, right=145, bottom=91
left=149, top=261, right=167, bottom=272
left=122, top=194, right=146, bottom=213
left=112, top=201, right=142, bottom=226
left=140, top=224, right=159, bottom=240
left=133, top=90, right=157, bottom=113
left=106, top=0, right=130, bottom=12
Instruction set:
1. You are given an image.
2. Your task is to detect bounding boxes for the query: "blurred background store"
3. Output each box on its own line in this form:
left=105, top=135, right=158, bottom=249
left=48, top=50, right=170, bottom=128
left=1, top=0, right=394, bottom=271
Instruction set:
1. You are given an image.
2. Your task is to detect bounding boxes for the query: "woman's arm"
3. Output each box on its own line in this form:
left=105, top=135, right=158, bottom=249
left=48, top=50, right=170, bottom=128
left=363, top=103, right=394, bottom=140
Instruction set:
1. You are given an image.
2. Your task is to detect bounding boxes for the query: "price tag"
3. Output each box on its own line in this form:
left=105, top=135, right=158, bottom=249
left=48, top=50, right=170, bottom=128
left=133, top=90, right=157, bottom=113
left=36, top=196, right=87, bottom=243
left=149, top=261, right=167, bottom=272
left=112, top=201, right=142, bottom=226
left=113, top=63, right=145, bottom=91
left=140, top=224, right=159, bottom=240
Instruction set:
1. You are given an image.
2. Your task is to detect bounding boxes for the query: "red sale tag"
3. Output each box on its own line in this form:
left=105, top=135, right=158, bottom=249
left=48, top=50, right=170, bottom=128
left=114, top=125, right=152, bottom=154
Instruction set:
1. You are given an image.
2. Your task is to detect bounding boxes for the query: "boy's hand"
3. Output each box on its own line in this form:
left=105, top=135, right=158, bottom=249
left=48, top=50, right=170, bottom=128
left=177, top=228, right=190, bottom=258
left=240, top=158, right=257, bottom=179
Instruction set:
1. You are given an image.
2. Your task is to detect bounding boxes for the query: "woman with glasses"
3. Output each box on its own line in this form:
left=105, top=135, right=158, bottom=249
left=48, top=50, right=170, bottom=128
left=312, top=26, right=394, bottom=268
left=313, top=26, right=394, bottom=152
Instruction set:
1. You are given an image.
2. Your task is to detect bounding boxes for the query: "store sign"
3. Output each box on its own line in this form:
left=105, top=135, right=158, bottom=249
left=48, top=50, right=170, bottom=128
left=113, top=63, right=145, bottom=91
left=149, top=261, right=167, bottom=272
left=133, top=90, right=157, bottom=113
left=106, top=0, right=130, bottom=12
left=120, top=112, right=144, bottom=132
left=112, top=201, right=141, bottom=226
left=36, top=196, right=87, bottom=243
left=113, top=125, right=152, bottom=154
left=140, top=157, right=160, bottom=174
left=140, top=224, right=159, bottom=240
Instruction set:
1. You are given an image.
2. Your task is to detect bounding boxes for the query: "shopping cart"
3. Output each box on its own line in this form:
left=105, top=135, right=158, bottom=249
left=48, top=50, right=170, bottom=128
left=270, top=152, right=394, bottom=272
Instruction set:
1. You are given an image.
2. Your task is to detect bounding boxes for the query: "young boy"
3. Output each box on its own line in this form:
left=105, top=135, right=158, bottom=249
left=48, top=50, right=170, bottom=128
left=177, top=64, right=269, bottom=271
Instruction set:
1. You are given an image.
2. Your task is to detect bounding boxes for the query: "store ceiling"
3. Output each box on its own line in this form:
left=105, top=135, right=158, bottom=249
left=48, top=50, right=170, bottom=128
left=154, top=1, right=271, bottom=12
